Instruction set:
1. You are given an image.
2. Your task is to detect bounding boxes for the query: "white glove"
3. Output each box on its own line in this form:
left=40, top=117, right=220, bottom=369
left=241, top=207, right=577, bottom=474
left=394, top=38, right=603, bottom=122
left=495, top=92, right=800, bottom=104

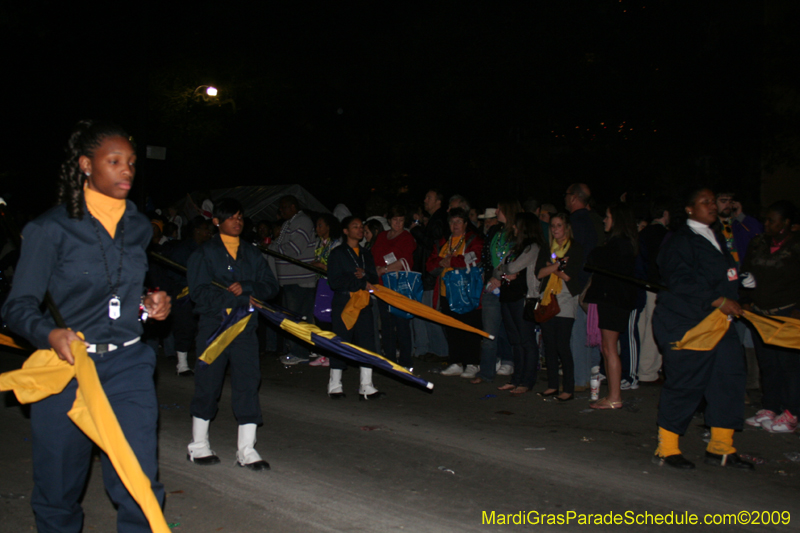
left=741, top=272, right=756, bottom=289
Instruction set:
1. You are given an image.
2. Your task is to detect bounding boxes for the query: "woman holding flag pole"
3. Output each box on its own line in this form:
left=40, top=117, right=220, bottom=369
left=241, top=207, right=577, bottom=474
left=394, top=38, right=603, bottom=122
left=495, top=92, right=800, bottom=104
left=1, top=120, right=171, bottom=532
left=186, top=198, right=279, bottom=470
left=326, top=216, right=385, bottom=400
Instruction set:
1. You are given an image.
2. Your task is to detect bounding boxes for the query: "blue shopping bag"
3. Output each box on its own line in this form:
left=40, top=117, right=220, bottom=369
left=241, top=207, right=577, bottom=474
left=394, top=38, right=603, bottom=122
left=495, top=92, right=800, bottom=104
left=381, top=259, right=423, bottom=319
left=442, top=263, right=483, bottom=314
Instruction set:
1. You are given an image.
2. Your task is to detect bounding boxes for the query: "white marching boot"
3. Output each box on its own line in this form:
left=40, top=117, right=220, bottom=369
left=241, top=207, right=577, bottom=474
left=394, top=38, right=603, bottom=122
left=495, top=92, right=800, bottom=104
left=236, top=424, right=270, bottom=471
left=359, top=367, right=385, bottom=401
left=176, top=351, right=193, bottom=376
left=328, top=368, right=345, bottom=399
left=187, top=417, right=220, bottom=465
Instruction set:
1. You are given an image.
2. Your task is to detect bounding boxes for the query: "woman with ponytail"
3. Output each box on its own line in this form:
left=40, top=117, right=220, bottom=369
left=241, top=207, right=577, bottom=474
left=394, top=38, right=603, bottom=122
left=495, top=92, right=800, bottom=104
left=2, top=120, right=172, bottom=532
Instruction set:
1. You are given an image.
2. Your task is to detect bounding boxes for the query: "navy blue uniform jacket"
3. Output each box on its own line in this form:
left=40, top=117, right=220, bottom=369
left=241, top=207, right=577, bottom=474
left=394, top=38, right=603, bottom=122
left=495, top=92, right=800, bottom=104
left=2, top=202, right=151, bottom=348
left=327, top=245, right=379, bottom=311
left=187, top=235, right=279, bottom=330
left=653, top=224, right=739, bottom=341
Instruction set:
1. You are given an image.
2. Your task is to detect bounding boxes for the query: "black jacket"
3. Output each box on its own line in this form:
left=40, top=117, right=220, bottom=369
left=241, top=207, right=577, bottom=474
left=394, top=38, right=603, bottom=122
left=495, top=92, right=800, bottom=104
left=638, top=223, right=669, bottom=286
left=418, top=207, right=449, bottom=290
left=327, top=244, right=380, bottom=311
left=187, top=235, right=279, bottom=328
left=584, top=236, right=638, bottom=310
left=741, top=232, right=800, bottom=310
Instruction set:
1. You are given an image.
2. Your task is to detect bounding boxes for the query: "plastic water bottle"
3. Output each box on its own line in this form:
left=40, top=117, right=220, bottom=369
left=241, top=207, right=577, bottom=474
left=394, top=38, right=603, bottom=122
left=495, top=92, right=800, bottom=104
left=485, top=281, right=500, bottom=296
left=590, top=366, right=600, bottom=401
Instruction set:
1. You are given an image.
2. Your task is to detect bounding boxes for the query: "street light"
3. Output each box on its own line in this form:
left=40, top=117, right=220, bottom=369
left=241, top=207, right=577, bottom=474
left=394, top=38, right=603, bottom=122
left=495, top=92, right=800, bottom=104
left=190, top=85, right=236, bottom=113
left=193, top=85, right=219, bottom=102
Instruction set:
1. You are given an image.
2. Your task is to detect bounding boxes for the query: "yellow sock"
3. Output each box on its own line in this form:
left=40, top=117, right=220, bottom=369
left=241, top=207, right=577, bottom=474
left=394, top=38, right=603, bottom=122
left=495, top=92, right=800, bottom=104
left=655, top=427, right=681, bottom=457
left=706, top=427, right=736, bottom=455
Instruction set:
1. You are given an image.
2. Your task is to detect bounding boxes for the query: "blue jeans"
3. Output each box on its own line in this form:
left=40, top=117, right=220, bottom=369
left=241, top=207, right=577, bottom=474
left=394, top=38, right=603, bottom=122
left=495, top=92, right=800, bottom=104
left=477, top=291, right=512, bottom=381
left=501, top=299, right=539, bottom=389
left=282, top=284, right=316, bottom=358
left=571, top=306, right=600, bottom=387
left=752, top=307, right=800, bottom=416
left=412, top=290, right=449, bottom=357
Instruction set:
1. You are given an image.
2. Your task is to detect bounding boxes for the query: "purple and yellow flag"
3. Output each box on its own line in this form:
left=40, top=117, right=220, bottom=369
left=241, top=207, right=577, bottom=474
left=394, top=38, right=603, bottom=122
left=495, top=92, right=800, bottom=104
left=257, top=303, right=433, bottom=390
left=194, top=300, right=433, bottom=389
left=198, top=306, right=254, bottom=365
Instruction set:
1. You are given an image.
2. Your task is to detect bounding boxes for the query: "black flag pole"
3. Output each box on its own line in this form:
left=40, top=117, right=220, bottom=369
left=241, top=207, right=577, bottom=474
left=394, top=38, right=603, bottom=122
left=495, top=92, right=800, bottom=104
left=255, top=244, right=328, bottom=276
left=584, top=264, right=668, bottom=293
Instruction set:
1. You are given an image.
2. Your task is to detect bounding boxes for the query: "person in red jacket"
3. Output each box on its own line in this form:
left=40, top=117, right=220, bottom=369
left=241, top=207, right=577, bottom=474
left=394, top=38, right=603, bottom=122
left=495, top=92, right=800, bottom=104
left=371, top=205, right=418, bottom=368
left=426, top=208, right=484, bottom=377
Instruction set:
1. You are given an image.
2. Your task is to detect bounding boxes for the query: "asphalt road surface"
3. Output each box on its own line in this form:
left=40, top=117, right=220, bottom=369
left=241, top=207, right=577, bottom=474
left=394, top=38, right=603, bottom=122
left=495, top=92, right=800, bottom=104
left=2, top=348, right=799, bottom=532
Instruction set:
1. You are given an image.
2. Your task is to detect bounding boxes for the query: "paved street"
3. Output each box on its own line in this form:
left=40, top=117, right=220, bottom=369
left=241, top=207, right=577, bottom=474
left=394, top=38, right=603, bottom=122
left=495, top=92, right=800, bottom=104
left=2, top=348, right=799, bottom=532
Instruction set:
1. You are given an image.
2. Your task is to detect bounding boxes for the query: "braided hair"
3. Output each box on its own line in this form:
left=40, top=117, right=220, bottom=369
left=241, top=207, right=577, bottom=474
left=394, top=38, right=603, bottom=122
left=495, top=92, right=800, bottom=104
left=57, top=120, right=131, bottom=219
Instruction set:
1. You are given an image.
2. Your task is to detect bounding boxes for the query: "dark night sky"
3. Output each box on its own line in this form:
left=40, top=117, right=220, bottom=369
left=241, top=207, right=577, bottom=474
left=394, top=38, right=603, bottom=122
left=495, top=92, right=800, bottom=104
left=1, top=1, right=778, bottom=218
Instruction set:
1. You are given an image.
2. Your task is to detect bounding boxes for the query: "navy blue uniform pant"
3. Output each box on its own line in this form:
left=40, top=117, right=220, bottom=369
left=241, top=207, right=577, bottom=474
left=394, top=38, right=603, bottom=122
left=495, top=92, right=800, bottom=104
left=330, top=303, right=375, bottom=371
left=191, top=320, right=262, bottom=425
left=30, top=342, right=164, bottom=533
left=656, top=328, right=746, bottom=435
left=171, top=298, right=197, bottom=353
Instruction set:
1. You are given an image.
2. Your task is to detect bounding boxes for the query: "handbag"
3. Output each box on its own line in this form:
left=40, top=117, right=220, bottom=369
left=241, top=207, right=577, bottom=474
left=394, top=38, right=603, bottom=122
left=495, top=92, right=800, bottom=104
left=442, top=262, right=483, bottom=314
left=381, top=259, right=423, bottom=319
left=523, top=298, right=539, bottom=322
left=313, top=278, right=334, bottom=322
left=533, top=289, right=561, bottom=323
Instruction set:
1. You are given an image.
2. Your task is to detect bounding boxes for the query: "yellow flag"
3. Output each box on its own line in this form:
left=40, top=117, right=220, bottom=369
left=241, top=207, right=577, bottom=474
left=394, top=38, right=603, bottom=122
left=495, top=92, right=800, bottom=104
left=372, top=285, right=492, bottom=339
left=341, top=290, right=371, bottom=330
left=0, top=333, right=24, bottom=350
left=743, top=311, right=800, bottom=351
left=671, top=309, right=731, bottom=351
left=0, top=336, right=169, bottom=533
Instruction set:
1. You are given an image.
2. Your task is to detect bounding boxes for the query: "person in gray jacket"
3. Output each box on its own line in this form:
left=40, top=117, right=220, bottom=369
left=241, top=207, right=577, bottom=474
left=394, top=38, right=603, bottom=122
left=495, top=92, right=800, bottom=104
left=269, top=195, right=317, bottom=364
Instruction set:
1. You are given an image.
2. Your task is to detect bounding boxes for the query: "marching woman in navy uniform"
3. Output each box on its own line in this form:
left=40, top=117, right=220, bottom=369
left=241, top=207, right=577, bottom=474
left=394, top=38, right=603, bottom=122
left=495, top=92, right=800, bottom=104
left=186, top=198, right=279, bottom=470
left=652, top=188, right=754, bottom=470
left=2, top=120, right=172, bottom=532
left=326, top=216, right=385, bottom=399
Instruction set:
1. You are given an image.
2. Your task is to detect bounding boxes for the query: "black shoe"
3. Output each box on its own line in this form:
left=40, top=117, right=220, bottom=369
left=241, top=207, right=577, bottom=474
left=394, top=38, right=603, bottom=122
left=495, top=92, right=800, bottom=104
left=359, top=391, right=386, bottom=401
left=536, top=390, right=558, bottom=397
left=556, top=394, right=574, bottom=402
left=238, top=459, right=270, bottom=471
left=328, top=392, right=346, bottom=400
left=703, top=452, right=755, bottom=470
left=186, top=453, right=220, bottom=466
left=178, top=369, right=194, bottom=377
left=652, top=454, right=695, bottom=470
